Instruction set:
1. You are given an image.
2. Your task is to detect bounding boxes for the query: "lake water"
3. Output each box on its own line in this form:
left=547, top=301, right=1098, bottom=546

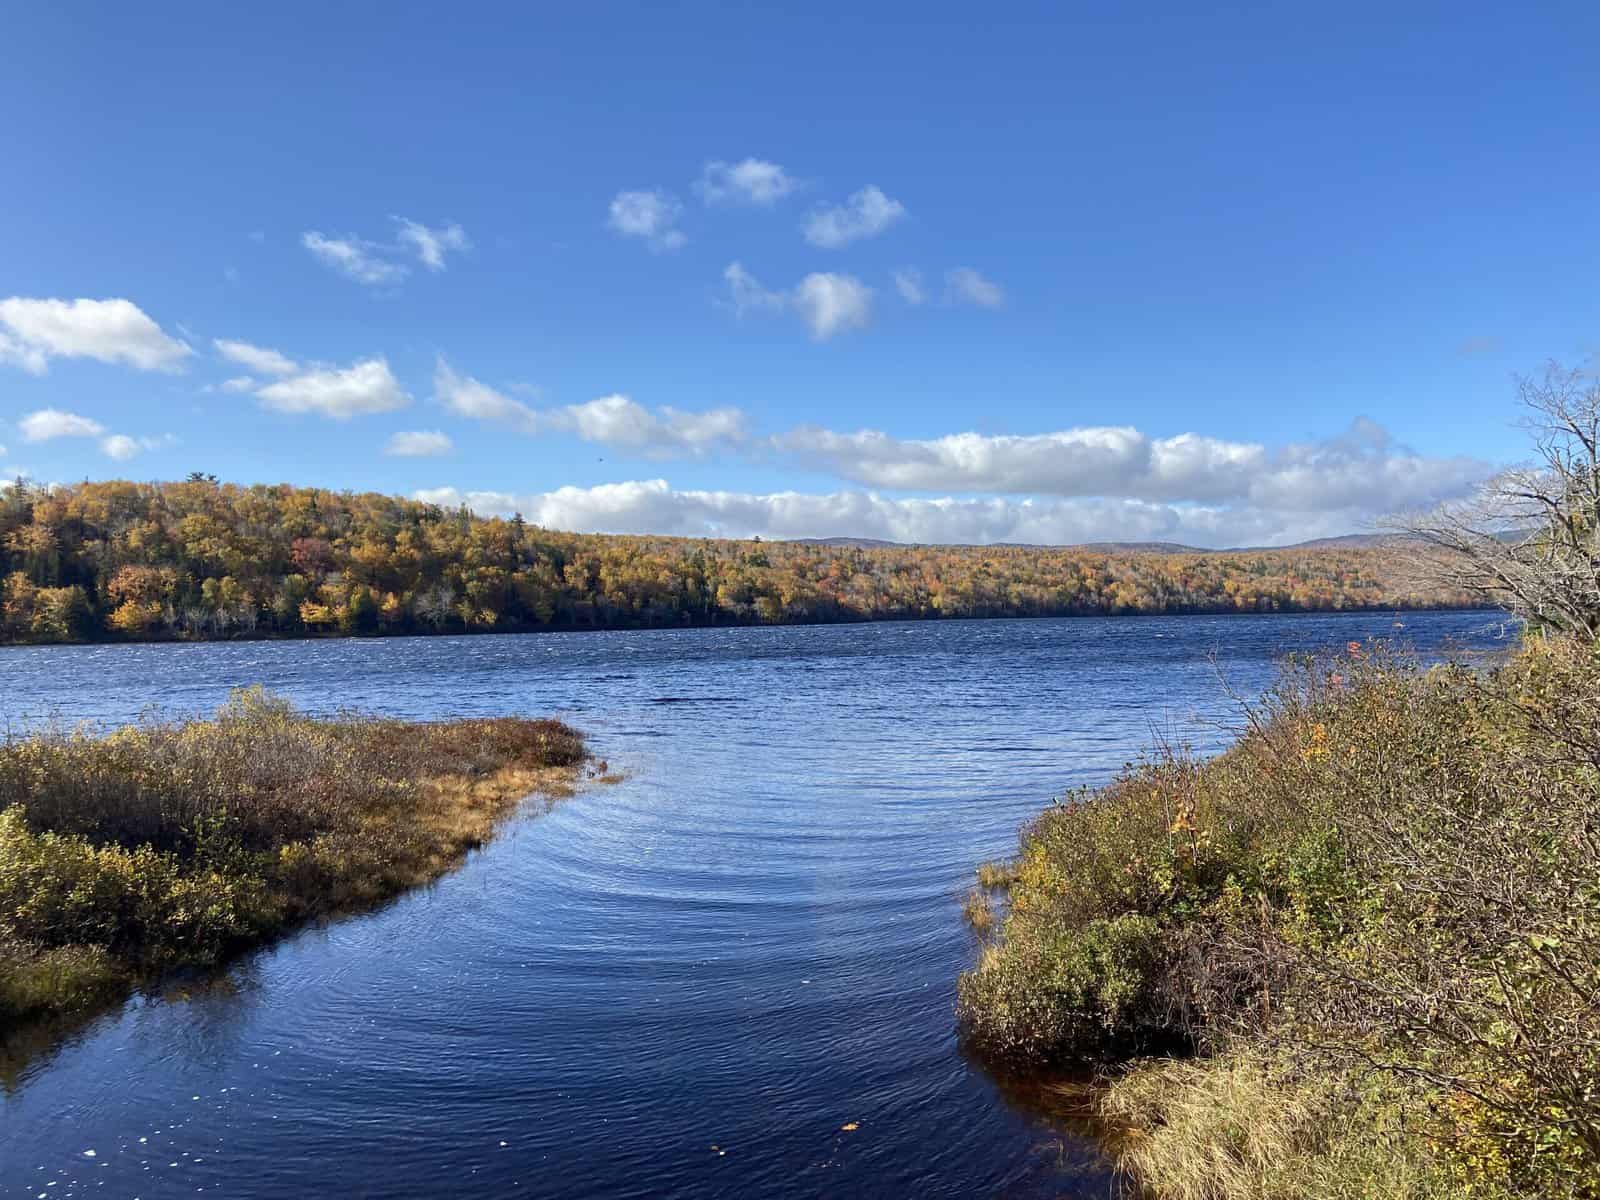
left=0, top=610, right=1510, bottom=1198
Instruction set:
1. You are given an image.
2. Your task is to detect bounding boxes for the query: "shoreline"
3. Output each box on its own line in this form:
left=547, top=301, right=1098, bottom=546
left=958, top=631, right=1600, bottom=1197
left=0, top=601, right=1503, bottom=653
left=0, top=696, right=593, bottom=1060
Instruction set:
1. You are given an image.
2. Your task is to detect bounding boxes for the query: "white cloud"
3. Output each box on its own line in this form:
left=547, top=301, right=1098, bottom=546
left=219, top=376, right=259, bottom=393
left=793, top=273, right=873, bottom=340
left=946, top=267, right=1004, bottom=308
left=302, top=232, right=409, bottom=285
left=434, top=357, right=743, bottom=455
left=100, top=433, right=175, bottom=462
left=723, top=261, right=788, bottom=317
left=20, top=409, right=107, bottom=442
left=255, top=358, right=410, bottom=418
left=696, top=158, right=797, bottom=206
left=394, top=217, right=470, bottom=271
left=772, top=419, right=1488, bottom=513
left=0, top=298, right=193, bottom=374
left=18, top=408, right=170, bottom=461
left=893, top=268, right=926, bottom=305
left=385, top=430, right=454, bottom=457
left=408, top=479, right=1400, bottom=548
left=214, top=338, right=298, bottom=376
left=607, top=189, right=687, bottom=252
left=723, top=265, right=872, bottom=340
left=561, top=394, right=746, bottom=455
left=434, top=358, right=542, bottom=430
left=802, top=185, right=906, bottom=248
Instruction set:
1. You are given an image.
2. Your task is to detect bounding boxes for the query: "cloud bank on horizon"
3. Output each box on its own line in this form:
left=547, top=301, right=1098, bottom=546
left=409, top=407, right=1491, bottom=549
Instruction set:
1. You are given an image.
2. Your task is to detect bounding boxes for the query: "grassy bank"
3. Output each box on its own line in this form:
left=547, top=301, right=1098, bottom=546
left=0, top=689, right=586, bottom=1028
left=958, top=634, right=1600, bottom=1199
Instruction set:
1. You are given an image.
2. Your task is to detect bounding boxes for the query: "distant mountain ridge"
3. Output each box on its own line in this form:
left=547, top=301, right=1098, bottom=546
left=789, top=532, right=1400, bottom=553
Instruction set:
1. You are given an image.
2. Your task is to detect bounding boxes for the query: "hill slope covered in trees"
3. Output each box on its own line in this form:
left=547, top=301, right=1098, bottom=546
left=0, top=479, right=1478, bottom=644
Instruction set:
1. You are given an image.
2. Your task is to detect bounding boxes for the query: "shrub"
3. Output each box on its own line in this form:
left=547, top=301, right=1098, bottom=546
left=959, top=636, right=1600, bottom=1196
left=0, top=690, right=586, bottom=1029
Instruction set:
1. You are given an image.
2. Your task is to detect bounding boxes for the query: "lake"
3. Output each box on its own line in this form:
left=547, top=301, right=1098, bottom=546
left=0, top=610, right=1510, bottom=1198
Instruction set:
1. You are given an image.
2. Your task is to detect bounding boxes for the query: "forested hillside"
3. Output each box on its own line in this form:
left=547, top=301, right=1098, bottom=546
left=0, top=479, right=1479, bottom=644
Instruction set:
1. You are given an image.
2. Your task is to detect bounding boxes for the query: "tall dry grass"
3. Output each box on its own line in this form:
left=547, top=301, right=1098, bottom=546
left=0, top=687, right=585, bottom=1028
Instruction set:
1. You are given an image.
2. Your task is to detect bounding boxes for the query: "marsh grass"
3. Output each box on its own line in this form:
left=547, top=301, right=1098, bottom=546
left=0, top=687, right=585, bottom=1030
left=1096, top=1052, right=1467, bottom=1200
left=962, top=887, right=995, bottom=933
left=975, top=859, right=1018, bottom=889
left=959, top=636, right=1600, bottom=1198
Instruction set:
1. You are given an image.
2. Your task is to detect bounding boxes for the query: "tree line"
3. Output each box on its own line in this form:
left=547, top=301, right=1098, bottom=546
left=0, top=478, right=1478, bottom=644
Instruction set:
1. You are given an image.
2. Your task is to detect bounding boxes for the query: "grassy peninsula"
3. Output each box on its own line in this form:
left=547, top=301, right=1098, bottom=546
left=0, top=689, right=586, bottom=1029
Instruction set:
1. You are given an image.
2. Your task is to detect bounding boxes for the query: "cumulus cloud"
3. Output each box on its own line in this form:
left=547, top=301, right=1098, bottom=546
left=214, top=338, right=298, bottom=376
left=215, top=338, right=407, bottom=420
left=793, top=273, right=873, bottom=340
left=893, top=268, right=926, bottom=305
left=17, top=409, right=171, bottom=461
left=20, top=409, right=107, bottom=442
left=563, top=394, right=746, bottom=454
left=407, top=479, right=1404, bottom=548
left=696, top=158, right=797, bottom=206
left=607, top=189, right=687, bottom=251
left=255, top=358, right=410, bottom=418
left=100, top=433, right=175, bottom=461
left=384, top=430, right=454, bottom=457
left=722, top=264, right=872, bottom=340
left=0, top=298, right=193, bottom=374
left=723, top=261, right=788, bottom=317
left=945, top=267, right=1005, bottom=308
left=802, top=185, right=905, bottom=248
left=434, top=358, right=542, bottom=430
left=302, top=232, right=408, bottom=285
left=772, top=419, right=1489, bottom=513
left=434, top=358, right=744, bottom=455
left=394, top=217, right=470, bottom=270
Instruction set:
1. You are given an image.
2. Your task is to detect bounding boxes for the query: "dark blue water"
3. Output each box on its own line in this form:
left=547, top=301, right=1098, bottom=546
left=0, top=611, right=1510, bottom=1198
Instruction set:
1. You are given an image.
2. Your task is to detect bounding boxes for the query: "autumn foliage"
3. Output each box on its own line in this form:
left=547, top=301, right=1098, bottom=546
left=0, top=478, right=1478, bottom=643
left=959, top=638, right=1600, bottom=1198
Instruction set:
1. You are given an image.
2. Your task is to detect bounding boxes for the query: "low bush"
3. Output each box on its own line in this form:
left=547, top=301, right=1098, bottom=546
left=959, top=635, right=1600, bottom=1198
left=0, top=688, right=586, bottom=1027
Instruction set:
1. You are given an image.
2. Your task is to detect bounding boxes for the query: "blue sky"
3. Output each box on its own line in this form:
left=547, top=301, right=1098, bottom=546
left=3, top=2, right=1597, bottom=546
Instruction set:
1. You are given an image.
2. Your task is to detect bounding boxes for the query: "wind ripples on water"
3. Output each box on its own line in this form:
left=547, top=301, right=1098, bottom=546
left=0, top=611, right=1507, bottom=1198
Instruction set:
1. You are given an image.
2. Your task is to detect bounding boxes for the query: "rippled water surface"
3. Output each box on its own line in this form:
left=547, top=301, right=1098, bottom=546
left=0, top=611, right=1509, bottom=1198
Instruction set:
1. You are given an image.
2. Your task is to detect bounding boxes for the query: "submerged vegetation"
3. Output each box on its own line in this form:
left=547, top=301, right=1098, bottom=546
left=0, top=690, right=585, bottom=1028
left=0, top=478, right=1478, bottom=645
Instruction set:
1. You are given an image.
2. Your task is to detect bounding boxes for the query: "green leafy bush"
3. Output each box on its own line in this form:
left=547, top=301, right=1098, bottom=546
left=960, top=636, right=1600, bottom=1197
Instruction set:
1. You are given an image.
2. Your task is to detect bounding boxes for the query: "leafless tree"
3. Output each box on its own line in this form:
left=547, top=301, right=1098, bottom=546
left=1390, top=363, right=1600, bottom=636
